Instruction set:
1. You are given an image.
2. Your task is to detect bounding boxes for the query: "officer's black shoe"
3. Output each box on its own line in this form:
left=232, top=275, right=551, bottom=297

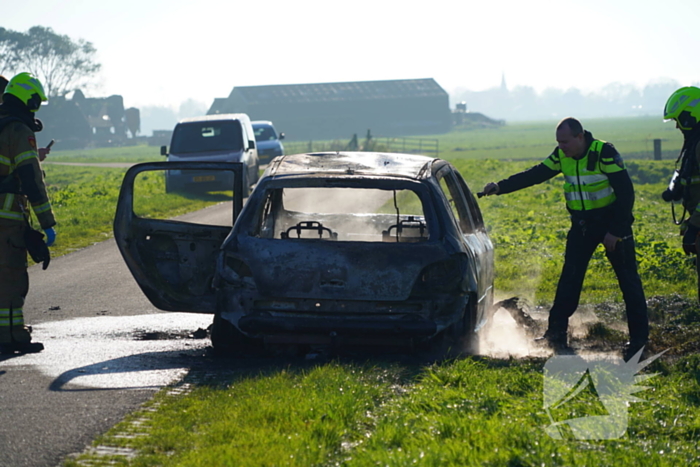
left=0, top=342, right=44, bottom=355
left=535, top=331, right=571, bottom=353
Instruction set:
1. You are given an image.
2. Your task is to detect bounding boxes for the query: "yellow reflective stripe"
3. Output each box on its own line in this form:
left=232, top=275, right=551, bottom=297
left=0, top=308, right=24, bottom=326
left=565, top=186, right=614, bottom=202
left=563, top=174, right=608, bottom=185
left=0, top=155, right=11, bottom=166
left=14, top=150, right=37, bottom=165
left=33, top=201, right=51, bottom=213
left=3, top=193, right=14, bottom=210
left=542, top=152, right=561, bottom=171
left=0, top=208, right=24, bottom=221
left=680, top=176, right=700, bottom=186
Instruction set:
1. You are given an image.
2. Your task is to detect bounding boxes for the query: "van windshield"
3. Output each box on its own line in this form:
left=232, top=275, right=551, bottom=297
left=171, top=120, right=243, bottom=154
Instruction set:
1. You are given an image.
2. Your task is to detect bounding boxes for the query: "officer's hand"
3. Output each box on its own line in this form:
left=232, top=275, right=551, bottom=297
left=482, top=182, right=500, bottom=196
left=682, top=223, right=700, bottom=255
left=603, top=232, right=620, bottom=252
left=44, top=227, right=56, bottom=247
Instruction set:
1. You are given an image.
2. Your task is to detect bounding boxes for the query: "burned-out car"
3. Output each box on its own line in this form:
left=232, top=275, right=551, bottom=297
left=114, top=152, right=494, bottom=353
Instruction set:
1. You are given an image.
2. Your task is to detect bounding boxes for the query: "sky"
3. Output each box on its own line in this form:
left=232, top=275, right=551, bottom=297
left=3, top=0, right=698, bottom=112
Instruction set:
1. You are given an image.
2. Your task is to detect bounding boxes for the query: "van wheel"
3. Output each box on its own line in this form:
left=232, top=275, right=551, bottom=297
left=165, top=176, right=183, bottom=194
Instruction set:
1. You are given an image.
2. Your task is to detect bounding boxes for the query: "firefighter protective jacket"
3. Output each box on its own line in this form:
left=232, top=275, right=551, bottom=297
left=679, top=126, right=700, bottom=229
left=496, top=131, right=635, bottom=238
left=0, top=116, right=55, bottom=229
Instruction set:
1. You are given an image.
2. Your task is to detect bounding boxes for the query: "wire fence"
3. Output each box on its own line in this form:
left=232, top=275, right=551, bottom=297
left=283, top=132, right=439, bottom=158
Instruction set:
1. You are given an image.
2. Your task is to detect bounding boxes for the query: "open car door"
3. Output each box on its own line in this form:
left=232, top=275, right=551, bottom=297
left=114, top=161, right=244, bottom=313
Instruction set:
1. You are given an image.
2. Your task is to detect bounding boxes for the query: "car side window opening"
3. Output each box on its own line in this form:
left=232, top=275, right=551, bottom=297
left=455, top=172, right=485, bottom=230
left=170, top=121, right=244, bottom=154
left=254, top=186, right=430, bottom=242
left=437, top=168, right=476, bottom=234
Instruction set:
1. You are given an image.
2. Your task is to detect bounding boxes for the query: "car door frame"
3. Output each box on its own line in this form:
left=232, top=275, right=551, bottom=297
left=113, top=161, right=244, bottom=313
left=434, top=163, right=495, bottom=327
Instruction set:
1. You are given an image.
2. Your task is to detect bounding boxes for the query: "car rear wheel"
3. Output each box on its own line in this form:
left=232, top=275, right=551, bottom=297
left=210, top=312, right=263, bottom=355
left=433, top=296, right=478, bottom=357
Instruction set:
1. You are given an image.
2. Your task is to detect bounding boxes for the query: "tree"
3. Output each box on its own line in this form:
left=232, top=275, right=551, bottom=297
left=0, top=26, right=101, bottom=97
left=0, top=27, right=24, bottom=76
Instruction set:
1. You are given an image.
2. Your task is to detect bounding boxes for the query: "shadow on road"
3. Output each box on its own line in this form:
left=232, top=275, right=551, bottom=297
left=48, top=347, right=209, bottom=392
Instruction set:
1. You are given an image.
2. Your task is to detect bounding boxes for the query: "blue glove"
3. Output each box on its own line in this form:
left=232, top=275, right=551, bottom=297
left=44, top=227, right=56, bottom=247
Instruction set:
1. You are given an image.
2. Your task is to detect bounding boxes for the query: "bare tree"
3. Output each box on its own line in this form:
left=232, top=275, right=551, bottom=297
left=0, top=27, right=25, bottom=76
left=11, top=26, right=101, bottom=97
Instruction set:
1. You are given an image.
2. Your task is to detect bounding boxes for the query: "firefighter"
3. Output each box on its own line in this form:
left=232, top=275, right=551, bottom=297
left=482, top=117, right=648, bottom=360
left=662, top=86, right=700, bottom=302
left=0, top=72, right=57, bottom=354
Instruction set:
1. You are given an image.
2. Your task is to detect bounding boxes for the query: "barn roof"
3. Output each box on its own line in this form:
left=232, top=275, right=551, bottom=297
left=227, top=78, right=447, bottom=105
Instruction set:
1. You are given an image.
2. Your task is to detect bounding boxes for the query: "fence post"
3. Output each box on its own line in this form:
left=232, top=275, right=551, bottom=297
left=653, top=139, right=662, bottom=160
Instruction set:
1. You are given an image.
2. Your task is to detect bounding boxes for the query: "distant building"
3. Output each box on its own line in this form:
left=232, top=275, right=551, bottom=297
left=39, top=90, right=140, bottom=149
left=207, top=78, right=452, bottom=141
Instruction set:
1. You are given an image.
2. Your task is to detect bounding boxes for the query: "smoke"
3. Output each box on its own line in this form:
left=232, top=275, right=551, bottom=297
left=480, top=301, right=549, bottom=358
left=478, top=297, right=607, bottom=359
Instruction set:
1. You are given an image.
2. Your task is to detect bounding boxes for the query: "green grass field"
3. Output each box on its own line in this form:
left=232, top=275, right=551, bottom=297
left=50, top=119, right=700, bottom=467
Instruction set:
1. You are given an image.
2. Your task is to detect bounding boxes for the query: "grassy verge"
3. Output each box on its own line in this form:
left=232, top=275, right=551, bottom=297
left=65, top=355, right=700, bottom=466
left=45, top=143, right=162, bottom=163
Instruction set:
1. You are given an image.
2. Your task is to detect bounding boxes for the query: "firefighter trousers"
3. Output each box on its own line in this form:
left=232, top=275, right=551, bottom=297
left=0, top=222, right=31, bottom=345
left=547, top=219, right=649, bottom=344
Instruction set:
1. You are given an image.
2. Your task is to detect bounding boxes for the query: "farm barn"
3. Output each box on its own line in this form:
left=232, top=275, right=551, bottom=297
left=207, top=78, right=452, bottom=141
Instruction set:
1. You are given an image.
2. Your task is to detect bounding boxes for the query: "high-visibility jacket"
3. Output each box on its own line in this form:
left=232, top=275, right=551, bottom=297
left=0, top=116, right=55, bottom=229
left=542, top=139, right=625, bottom=212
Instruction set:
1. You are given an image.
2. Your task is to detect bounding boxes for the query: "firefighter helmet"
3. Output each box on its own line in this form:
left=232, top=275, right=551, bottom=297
left=3, top=72, right=47, bottom=112
left=664, top=86, right=700, bottom=131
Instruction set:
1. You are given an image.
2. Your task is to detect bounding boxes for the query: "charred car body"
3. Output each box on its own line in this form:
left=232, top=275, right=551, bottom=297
left=114, top=152, right=494, bottom=353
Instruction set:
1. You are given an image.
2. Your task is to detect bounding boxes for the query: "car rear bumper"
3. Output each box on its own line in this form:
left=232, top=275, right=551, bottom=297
left=238, top=314, right=437, bottom=338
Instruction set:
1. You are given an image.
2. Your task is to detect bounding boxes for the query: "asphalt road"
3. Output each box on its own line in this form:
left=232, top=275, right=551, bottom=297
left=0, top=201, right=234, bottom=467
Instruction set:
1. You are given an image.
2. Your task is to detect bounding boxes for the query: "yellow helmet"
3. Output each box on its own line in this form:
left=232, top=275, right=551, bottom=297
left=4, top=72, right=47, bottom=112
left=664, top=86, right=700, bottom=131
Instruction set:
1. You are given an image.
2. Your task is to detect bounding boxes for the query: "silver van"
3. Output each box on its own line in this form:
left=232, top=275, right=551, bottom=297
left=160, top=113, right=259, bottom=194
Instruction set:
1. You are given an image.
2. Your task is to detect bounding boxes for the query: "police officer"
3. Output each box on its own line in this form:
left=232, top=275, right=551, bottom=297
left=482, top=117, right=648, bottom=360
left=0, top=72, right=57, bottom=354
left=662, top=86, right=700, bottom=302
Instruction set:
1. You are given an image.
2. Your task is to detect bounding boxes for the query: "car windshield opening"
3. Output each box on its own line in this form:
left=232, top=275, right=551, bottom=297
left=253, top=125, right=277, bottom=141
left=171, top=120, right=244, bottom=153
left=255, top=186, right=429, bottom=242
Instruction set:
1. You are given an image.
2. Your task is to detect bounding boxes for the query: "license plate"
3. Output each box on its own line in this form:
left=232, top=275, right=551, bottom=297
left=193, top=175, right=215, bottom=182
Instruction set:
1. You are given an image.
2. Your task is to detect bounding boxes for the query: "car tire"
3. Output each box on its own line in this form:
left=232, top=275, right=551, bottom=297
left=210, top=312, right=263, bottom=355
left=165, top=176, right=175, bottom=193
left=435, top=296, right=478, bottom=357
left=461, top=297, right=479, bottom=355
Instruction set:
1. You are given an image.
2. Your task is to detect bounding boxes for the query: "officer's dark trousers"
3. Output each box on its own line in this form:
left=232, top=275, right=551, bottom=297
left=547, top=219, right=649, bottom=344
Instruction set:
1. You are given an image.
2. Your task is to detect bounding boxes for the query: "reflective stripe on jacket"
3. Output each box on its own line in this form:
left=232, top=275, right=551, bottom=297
left=0, top=119, right=55, bottom=228
left=542, top=140, right=624, bottom=211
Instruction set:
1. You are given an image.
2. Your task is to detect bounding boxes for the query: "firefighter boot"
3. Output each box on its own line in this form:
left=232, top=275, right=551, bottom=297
left=0, top=302, right=43, bottom=354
